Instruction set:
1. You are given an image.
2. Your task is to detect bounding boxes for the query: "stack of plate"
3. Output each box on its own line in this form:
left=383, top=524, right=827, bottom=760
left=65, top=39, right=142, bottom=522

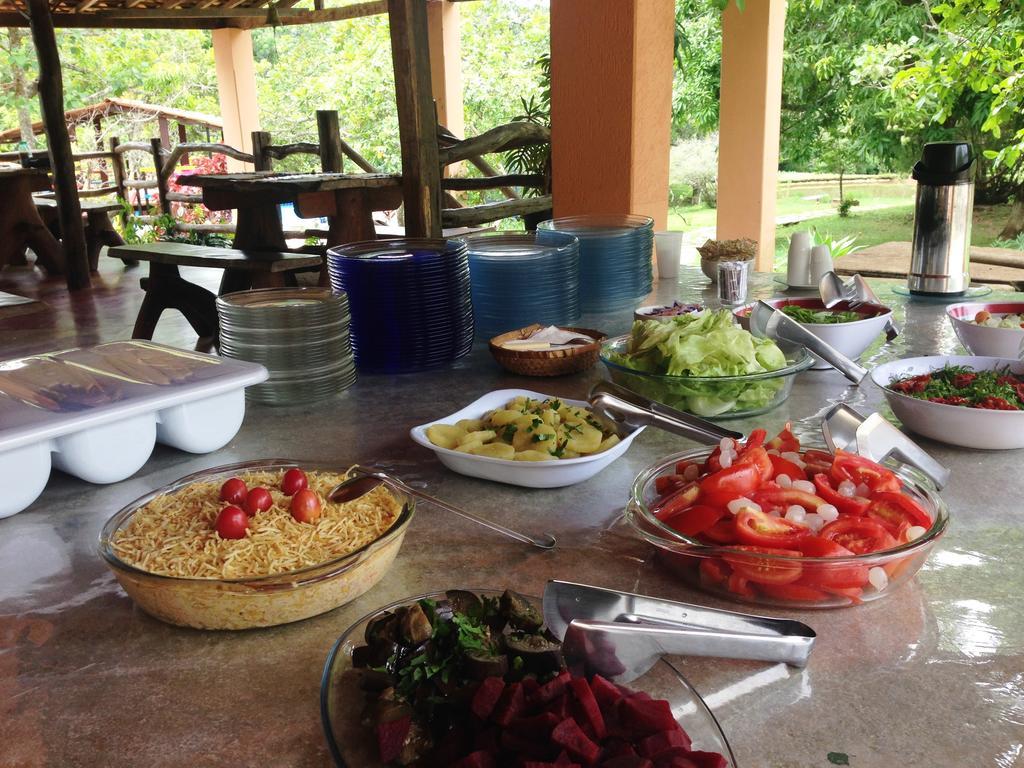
left=537, top=215, right=654, bottom=312
left=217, top=287, right=355, bottom=404
left=325, top=238, right=473, bottom=373
left=461, top=231, right=580, bottom=340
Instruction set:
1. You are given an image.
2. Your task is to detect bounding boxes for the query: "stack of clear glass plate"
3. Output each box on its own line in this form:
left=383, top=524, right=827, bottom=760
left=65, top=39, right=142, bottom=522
left=216, top=287, right=355, bottom=404
left=537, top=215, right=654, bottom=313
left=325, top=238, right=474, bottom=373
left=461, top=231, right=580, bottom=340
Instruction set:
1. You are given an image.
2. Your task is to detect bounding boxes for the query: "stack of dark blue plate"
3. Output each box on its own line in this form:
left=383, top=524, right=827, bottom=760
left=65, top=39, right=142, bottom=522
left=537, top=215, right=654, bottom=312
left=461, top=231, right=580, bottom=340
left=325, top=238, right=473, bottom=373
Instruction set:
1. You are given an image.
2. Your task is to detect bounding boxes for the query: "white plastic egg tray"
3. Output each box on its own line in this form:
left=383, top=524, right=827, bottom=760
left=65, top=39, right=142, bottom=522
left=0, top=340, right=268, bottom=518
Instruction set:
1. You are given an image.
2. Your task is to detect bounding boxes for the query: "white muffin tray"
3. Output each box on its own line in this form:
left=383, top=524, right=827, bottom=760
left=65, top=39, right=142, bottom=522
left=0, top=341, right=268, bottom=518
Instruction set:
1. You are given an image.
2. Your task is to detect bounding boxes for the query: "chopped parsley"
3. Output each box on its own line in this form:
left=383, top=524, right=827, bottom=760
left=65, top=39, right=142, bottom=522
left=889, top=365, right=1024, bottom=410
left=782, top=305, right=862, bottom=324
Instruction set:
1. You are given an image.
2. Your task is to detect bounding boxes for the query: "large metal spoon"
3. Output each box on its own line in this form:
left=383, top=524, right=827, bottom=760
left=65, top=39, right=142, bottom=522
left=329, top=467, right=556, bottom=550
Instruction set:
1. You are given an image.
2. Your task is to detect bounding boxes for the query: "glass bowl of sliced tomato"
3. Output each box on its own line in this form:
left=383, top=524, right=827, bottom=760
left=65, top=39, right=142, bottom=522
left=623, top=425, right=949, bottom=608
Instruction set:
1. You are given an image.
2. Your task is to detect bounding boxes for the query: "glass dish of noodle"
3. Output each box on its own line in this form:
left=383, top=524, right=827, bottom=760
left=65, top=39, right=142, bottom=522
left=98, top=459, right=414, bottom=630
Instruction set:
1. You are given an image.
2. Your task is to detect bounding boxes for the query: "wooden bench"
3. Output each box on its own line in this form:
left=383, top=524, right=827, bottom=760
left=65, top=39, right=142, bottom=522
left=110, top=242, right=324, bottom=352
left=34, top=197, right=127, bottom=271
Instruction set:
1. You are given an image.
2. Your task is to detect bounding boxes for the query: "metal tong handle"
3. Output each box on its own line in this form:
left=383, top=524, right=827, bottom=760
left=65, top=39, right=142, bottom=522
left=352, top=466, right=556, bottom=549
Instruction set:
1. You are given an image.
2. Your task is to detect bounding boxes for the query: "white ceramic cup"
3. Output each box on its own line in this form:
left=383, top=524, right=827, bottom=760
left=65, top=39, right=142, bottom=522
left=809, top=244, right=834, bottom=284
left=655, top=231, right=684, bottom=279
left=787, top=231, right=812, bottom=286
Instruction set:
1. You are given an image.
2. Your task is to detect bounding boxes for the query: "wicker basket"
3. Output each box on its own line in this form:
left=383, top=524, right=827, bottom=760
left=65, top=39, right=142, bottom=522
left=489, top=325, right=606, bottom=377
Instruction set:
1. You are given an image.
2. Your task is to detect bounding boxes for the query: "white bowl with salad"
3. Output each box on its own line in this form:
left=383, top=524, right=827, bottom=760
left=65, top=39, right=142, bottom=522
left=734, top=298, right=893, bottom=370
left=871, top=355, right=1024, bottom=449
left=947, top=301, right=1024, bottom=358
left=600, top=310, right=813, bottom=419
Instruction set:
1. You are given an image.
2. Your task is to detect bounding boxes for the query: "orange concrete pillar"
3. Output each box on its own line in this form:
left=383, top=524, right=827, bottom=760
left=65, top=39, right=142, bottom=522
left=716, top=0, right=787, bottom=271
left=550, top=0, right=675, bottom=229
left=427, top=0, right=464, bottom=139
left=212, top=28, right=260, bottom=171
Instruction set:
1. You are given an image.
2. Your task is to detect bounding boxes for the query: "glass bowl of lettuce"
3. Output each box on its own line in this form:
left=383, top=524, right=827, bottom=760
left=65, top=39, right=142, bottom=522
left=600, top=310, right=813, bottom=418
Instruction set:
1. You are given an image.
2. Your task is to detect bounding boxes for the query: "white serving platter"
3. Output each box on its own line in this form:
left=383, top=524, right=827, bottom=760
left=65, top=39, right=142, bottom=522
left=410, top=388, right=644, bottom=488
left=0, top=340, right=267, bottom=518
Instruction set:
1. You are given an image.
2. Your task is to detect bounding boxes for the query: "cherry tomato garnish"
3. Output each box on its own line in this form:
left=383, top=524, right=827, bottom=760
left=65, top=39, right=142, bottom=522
left=281, top=468, right=308, bottom=497
left=244, top=487, right=273, bottom=516
left=820, top=517, right=896, bottom=555
left=722, top=545, right=803, bottom=584
left=290, top=489, right=322, bottom=523
left=699, top=463, right=761, bottom=508
left=734, top=507, right=810, bottom=548
left=663, top=504, right=726, bottom=537
left=214, top=505, right=249, bottom=539
left=219, top=477, right=248, bottom=505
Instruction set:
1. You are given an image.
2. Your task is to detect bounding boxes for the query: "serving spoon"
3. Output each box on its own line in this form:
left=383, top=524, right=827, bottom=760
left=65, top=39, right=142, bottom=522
left=329, top=466, right=557, bottom=550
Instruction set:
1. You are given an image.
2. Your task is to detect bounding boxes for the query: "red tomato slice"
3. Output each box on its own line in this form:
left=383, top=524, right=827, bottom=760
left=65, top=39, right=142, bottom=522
left=655, top=474, right=686, bottom=496
left=758, top=582, right=828, bottom=603
left=674, top=460, right=697, bottom=476
left=766, top=423, right=800, bottom=453
left=726, top=572, right=756, bottom=598
left=820, top=517, right=896, bottom=555
left=736, top=445, right=773, bottom=483
left=653, top=482, right=701, bottom=520
left=699, top=558, right=731, bottom=586
left=751, top=487, right=826, bottom=511
left=801, top=449, right=835, bottom=477
left=699, top=463, right=761, bottom=507
left=664, top=504, right=726, bottom=537
left=830, top=450, right=901, bottom=493
left=723, top=546, right=803, bottom=584
left=813, top=474, right=870, bottom=515
left=734, top=507, right=810, bottom=548
left=700, top=518, right=740, bottom=545
left=823, top=586, right=864, bottom=604
left=769, top=453, right=807, bottom=481
left=744, top=428, right=767, bottom=449
left=797, top=536, right=869, bottom=588
left=866, top=492, right=933, bottom=534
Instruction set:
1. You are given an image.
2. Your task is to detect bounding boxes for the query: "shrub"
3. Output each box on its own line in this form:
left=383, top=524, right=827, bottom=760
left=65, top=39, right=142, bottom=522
left=669, top=134, right=718, bottom=207
left=837, top=197, right=860, bottom=217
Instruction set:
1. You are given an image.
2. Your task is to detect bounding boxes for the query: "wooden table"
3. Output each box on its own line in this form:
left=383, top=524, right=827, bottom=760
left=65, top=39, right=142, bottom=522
left=836, top=240, right=1024, bottom=289
left=34, top=197, right=126, bottom=271
left=0, top=167, right=63, bottom=275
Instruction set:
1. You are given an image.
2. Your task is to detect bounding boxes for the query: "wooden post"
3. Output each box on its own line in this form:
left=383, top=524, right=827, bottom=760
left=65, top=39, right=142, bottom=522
left=110, top=135, right=128, bottom=225
left=251, top=130, right=273, bottom=172
left=178, top=123, right=189, bottom=166
left=316, top=110, right=344, bottom=173
left=151, top=137, right=171, bottom=215
left=426, top=0, right=464, bottom=139
left=26, top=0, right=89, bottom=289
left=387, top=0, right=442, bottom=238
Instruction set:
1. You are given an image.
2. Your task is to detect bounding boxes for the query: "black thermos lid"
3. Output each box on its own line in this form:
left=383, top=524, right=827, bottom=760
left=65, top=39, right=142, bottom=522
left=912, top=141, right=974, bottom=185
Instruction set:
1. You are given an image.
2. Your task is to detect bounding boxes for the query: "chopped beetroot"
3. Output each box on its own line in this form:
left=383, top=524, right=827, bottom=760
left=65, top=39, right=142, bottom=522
left=472, top=677, right=507, bottom=720
left=535, top=671, right=572, bottom=704
left=473, top=726, right=500, bottom=754
left=601, top=757, right=655, bottom=768
left=590, top=675, right=624, bottom=709
left=603, top=740, right=638, bottom=759
left=375, top=715, right=411, bottom=764
left=524, top=763, right=581, bottom=768
left=552, top=717, right=602, bottom=765
left=450, top=750, right=498, bottom=768
left=637, top=730, right=693, bottom=758
left=523, top=677, right=541, bottom=697
left=500, top=728, right=555, bottom=760
left=556, top=751, right=576, bottom=765
left=570, top=678, right=608, bottom=740
left=682, top=751, right=729, bottom=768
left=492, top=682, right=526, bottom=726
left=508, top=712, right=562, bottom=739
left=618, top=698, right=679, bottom=735
left=547, top=692, right=574, bottom=719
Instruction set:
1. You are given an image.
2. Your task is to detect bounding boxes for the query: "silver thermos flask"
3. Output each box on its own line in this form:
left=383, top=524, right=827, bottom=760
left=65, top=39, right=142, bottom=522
left=908, top=141, right=975, bottom=295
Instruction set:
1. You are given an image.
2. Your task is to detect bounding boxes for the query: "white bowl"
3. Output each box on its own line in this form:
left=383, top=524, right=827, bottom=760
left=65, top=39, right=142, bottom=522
left=735, top=298, right=893, bottom=370
left=410, top=388, right=643, bottom=488
left=871, top=355, right=1024, bottom=450
left=947, top=301, right=1024, bottom=357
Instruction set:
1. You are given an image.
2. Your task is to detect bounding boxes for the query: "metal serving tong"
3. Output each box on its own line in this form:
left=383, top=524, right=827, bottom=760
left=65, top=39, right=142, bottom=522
left=588, top=381, right=742, bottom=445
left=819, top=271, right=900, bottom=342
left=543, top=581, right=816, bottom=682
left=750, top=300, right=868, bottom=384
left=822, top=403, right=950, bottom=489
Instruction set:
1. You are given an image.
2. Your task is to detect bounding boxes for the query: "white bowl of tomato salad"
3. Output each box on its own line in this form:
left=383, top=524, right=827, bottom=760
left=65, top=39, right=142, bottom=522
left=947, top=301, right=1024, bottom=358
left=624, top=424, right=948, bottom=609
left=871, top=355, right=1024, bottom=449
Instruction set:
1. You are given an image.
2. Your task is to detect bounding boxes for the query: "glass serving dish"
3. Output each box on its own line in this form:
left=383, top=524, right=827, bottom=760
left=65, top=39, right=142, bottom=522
left=625, top=447, right=949, bottom=609
left=600, top=336, right=813, bottom=419
left=320, top=589, right=737, bottom=767
left=98, top=459, right=414, bottom=630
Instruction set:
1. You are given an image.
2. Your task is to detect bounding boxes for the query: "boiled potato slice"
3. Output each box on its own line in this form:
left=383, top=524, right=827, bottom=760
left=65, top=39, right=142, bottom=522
left=563, top=418, right=602, bottom=454
left=426, top=423, right=465, bottom=450
left=514, top=450, right=554, bottom=462
left=487, top=409, right=522, bottom=428
left=512, top=415, right=556, bottom=452
left=456, top=418, right=484, bottom=432
left=538, top=409, right=561, bottom=427
left=458, top=429, right=497, bottom=447
left=468, top=442, right=516, bottom=460
left=597, top=434, right=621, bottom=452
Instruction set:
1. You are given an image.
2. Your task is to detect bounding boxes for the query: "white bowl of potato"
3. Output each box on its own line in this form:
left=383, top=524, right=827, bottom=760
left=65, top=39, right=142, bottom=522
left=410, top=388, right=644, bottom=488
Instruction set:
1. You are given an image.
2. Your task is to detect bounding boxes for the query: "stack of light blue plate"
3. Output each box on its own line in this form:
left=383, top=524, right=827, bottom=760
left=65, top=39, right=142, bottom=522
left=325, top=238, right=473, bottom=374
left=537, top=215, right=654, bottom=312
left=461, top=231, right=580, bottom=340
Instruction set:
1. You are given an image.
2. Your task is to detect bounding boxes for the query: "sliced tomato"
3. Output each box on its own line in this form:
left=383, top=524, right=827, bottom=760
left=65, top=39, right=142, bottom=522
left=698, top=558, right=731, bottom=586
left=866, top=492, right=932, bottom=534
left=813, top=473, right=870, bottom=515
left=726, top=572, right=756, bottom=598
left=664, top=504, right=726, bottom=537
left=744, top=428, right=767, bottom=449
left=735, top=445, right=773, bottom=483
left=820, top=517, right=896, bottom=555
left=757, top=582, right=828, bottom=603
left=700, top=518, right=740, bottom=545
left=802, top=449, right=835, bottom=477
left=830, top=450, right=901, bottom=493
left=823, top=586, right=864, bottom=604
left=723, top=546, right=803, bottom=584
left=699, top=463, right=761, bottom=508
left=655, top=474, right=686, bottom=495
left=766, top=423, right=800, bottom=453
left=751, top=487, right=826, bottom=511
left=768, top=453, right=807, bottom=481
left=734, top=507, right=810, bottom=548
left=653, top=482, right=701, bottom=520
left=797, top=536, right=869, bottom=588
left=674, top=459, right=698, bottom=477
